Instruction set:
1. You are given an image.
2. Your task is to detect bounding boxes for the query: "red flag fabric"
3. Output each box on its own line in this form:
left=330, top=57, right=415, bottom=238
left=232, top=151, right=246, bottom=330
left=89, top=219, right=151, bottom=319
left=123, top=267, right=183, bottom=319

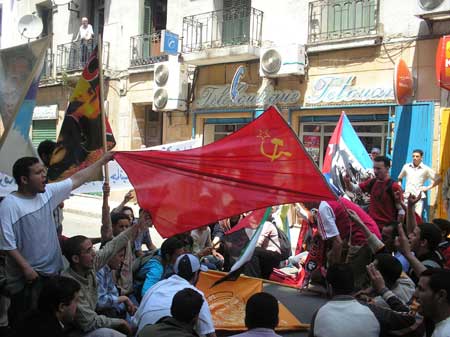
left=48, top=47, right=115, bottom=181
left=114, top=106, right=336, bottom=238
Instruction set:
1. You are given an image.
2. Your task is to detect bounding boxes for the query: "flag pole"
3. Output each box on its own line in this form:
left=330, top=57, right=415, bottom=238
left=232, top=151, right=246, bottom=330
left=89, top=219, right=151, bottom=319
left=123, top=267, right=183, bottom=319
left=98, top=34, right=109, bottom=183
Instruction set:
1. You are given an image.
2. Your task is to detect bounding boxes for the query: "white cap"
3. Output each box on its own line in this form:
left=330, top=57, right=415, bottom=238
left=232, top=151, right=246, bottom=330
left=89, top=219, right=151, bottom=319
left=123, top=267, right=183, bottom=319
left=174, top=254, right=208, bottom=277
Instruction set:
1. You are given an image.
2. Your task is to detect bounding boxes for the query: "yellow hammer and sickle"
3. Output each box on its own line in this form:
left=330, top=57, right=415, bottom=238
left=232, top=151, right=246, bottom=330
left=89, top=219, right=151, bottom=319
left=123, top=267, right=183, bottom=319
left=260, top=137, right=292, bottom=162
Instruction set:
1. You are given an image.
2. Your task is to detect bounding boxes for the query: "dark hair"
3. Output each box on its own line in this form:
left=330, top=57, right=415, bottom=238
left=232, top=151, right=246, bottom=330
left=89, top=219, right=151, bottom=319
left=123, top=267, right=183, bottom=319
left=170, top=288, right=204, bottom=323
left=432, top=218, right=450, bottom=235
left=37, top=140, right=56, bottom=159
left=38, top=276, right=80, bottom=313
left=412, top=149, right=424, bottom=156
left=173, top=232, right=194, bottom=252
left=12, top=157, right=40, bottom=186
left=373, top=155, right=391, bottom=168
left=122, top=206, right=134, bottom=218
left=63, top=235, right=89, bottom=266
left=419, top=223, right=442, bottom=251
left=161, top=237, right=184, bottom=263
left=420, top=269, right=450, bottom=302
left=326, top=264, right=354, bottom=295
left=111, top=212, right=130, bottom=226
left=245, top=292, right=279, bottom=330
left=375, top=253, right=402, bottom=288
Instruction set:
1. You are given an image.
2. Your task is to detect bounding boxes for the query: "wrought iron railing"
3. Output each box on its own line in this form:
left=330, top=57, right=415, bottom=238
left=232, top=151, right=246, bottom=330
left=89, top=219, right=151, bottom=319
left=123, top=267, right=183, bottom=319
left=182, top=6, right=263, bottom=53
left=40, top=48, right=54, bottom=80
left=130, top=31, right=169, bottom=67
left=56, top=40, right=110, bottom=73
left=308, top=0, right=379, bottom=43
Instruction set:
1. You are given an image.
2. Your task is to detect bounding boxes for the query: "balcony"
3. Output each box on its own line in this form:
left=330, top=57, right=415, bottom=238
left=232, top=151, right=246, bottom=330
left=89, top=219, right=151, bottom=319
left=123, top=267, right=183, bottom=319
left=130, top=31, right=169, bottom=68
left=308, top=0, right=381, bottom=52
left=56, top=40, right=110, bottom=73
left=182, top=6, right=263, bottom=65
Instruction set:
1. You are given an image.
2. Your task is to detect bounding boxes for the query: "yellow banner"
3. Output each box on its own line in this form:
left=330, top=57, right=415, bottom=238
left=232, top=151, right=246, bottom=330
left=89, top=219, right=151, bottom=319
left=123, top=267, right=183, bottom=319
left=437, top=108, right=450, bottom=218
left=197, top=271, right=309, bottom=331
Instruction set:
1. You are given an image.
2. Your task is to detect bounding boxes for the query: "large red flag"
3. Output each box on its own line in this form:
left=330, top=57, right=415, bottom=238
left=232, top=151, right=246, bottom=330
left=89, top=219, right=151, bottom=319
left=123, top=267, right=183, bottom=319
left=114, top=106, right=336, bottom=237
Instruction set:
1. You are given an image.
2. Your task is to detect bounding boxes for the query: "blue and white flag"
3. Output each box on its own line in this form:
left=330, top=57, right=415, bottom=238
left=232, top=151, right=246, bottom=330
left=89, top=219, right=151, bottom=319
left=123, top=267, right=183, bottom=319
left=322, top=111, right=372, bottom=194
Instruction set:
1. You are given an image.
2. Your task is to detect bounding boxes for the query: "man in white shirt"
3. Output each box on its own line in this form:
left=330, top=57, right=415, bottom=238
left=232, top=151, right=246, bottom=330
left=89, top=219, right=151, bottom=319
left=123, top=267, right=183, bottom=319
left=132, top=253, right=216, bottom=337
left=398, top=149, right=441, bottom=217
left=415, top=269, right=450, bottom=337
left=75, top=17, right=94, bottom=64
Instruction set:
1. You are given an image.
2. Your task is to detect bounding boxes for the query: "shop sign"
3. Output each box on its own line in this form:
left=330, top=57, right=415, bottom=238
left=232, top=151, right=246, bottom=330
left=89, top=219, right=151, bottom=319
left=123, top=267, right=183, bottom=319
left=436, top=35, right=450, bottom=91
left=305, top=76, right=394, bottom=105
left=33, top=104, right=58, bottom=120
left=196, top=83, right=301, bottom=108
left=394, top=59, right=413, bottom=105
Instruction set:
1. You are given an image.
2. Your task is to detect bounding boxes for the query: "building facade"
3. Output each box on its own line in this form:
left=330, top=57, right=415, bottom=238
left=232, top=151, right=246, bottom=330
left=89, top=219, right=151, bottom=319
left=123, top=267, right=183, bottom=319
left=1, top=0, right=449, bottom=215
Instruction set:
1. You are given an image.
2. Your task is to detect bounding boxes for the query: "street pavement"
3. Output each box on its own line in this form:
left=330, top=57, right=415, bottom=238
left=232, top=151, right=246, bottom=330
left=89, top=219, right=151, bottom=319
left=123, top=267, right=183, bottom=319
left=62, top=193, right=320, bottom=336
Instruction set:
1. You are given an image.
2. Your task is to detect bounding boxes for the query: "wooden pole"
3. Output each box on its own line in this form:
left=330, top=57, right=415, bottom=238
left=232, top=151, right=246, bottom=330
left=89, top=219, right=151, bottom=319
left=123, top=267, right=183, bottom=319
left=98, top=34, right=109, bottom=183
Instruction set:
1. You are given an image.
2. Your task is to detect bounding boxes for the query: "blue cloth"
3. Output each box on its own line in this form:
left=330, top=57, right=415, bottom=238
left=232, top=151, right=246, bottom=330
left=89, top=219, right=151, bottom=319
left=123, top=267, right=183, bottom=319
left=96, top=265, right=125, bottom=313
left=394, top=251, right=410, bottom=273
left=140, top=251, right=164, bottom=298
left=134, top=229, right=152, bottom=252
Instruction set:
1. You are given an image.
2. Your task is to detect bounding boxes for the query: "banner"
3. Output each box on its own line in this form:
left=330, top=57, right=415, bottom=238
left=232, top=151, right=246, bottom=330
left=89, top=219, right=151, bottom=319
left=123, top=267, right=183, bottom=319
left=47, top=47, right=115, bottom=182
left=322, top=111, right=372, bottom=194
left=0, top=37, right=49, bottom=176
left=197, top=271, right=309, bottom=331
left=0, top=138, right=203, bottom=196
left=115, top=106, right=336, bottom=238
left=436, top=36, right=450, bottom=91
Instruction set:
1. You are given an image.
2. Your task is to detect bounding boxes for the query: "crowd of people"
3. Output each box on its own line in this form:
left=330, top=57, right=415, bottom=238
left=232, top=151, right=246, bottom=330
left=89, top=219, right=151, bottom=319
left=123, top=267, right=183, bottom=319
left=0, top=143, right=450, bottom=337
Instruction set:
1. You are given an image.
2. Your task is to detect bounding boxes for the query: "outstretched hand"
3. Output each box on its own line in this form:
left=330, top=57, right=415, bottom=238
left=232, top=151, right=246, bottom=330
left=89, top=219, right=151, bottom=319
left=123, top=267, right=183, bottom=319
left=396, top=223, right=412, bottom=256
left=367, top=263, right=385, bottom=293
left=407, top=193, right=421, bottom=206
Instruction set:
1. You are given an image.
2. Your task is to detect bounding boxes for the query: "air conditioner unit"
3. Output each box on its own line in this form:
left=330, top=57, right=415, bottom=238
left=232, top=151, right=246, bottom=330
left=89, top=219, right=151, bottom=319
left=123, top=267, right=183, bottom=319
left=416, top=0, right=450, bottom=17
left=259, top=44, right=306, bottom=78
left=152, top=58, right=188, bottom=111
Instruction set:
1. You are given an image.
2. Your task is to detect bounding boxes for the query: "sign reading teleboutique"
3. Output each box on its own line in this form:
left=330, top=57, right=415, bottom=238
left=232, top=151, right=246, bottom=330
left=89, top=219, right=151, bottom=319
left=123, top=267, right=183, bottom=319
left=196, top=83, right=301, bottom=108
left=305, top=75, right=394, bottom=105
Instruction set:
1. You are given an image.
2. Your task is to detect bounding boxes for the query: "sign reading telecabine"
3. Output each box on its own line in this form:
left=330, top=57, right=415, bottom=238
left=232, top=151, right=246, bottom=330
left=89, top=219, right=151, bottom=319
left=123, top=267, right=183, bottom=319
left=305, top=75, right=394, bottom=105
left=196, top=83, right=301, bottom=108
left=160, top=30, right=179, bottom=56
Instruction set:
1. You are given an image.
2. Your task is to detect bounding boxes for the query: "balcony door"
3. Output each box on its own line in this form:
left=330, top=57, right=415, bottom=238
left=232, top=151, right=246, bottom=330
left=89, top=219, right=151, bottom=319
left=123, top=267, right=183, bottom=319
left=222, top=0, right=251, bottom=46
left=144, top=106, right=162, bottom=147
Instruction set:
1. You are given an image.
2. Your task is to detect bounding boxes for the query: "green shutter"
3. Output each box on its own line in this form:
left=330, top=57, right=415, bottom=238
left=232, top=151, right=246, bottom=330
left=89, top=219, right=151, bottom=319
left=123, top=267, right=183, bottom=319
left=32, top=120, right=57, bottom=148
left=222, top=0, right=250, bottom=45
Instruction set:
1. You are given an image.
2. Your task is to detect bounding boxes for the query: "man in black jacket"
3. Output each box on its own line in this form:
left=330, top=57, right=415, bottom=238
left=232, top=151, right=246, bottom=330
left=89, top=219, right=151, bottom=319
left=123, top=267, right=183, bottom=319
left=137, top=288, right=203, bottom=337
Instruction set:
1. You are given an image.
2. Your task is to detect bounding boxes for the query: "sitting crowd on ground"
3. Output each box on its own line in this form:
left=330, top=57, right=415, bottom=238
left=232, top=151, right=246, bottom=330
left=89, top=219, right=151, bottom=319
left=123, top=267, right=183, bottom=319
left=0, top=148, right=450, bottom=337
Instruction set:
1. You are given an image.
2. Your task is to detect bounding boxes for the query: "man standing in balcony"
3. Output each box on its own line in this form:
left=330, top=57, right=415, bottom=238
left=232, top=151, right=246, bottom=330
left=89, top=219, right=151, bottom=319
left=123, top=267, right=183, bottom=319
left=75, top=17, right=94, bottom=64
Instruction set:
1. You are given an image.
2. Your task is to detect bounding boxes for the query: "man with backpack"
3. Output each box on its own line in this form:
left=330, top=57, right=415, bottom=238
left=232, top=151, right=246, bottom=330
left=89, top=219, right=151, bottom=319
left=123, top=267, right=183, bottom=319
left=345, top=156, right=404, bottom=231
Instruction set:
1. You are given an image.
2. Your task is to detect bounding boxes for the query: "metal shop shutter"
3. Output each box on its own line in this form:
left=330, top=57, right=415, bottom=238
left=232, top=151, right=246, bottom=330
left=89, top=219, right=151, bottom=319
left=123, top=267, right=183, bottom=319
left=32, top=119, right=57, bottom=148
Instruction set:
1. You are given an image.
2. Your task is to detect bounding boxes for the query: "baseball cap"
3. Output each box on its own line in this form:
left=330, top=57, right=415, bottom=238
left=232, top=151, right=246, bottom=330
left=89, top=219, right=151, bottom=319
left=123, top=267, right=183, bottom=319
left=174, top=254, right=208, bottom=278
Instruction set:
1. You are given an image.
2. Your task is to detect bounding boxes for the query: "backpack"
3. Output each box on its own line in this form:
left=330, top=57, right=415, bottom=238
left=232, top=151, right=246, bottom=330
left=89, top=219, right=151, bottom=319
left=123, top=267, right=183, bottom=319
left=268, top=224, right=292, bottom=261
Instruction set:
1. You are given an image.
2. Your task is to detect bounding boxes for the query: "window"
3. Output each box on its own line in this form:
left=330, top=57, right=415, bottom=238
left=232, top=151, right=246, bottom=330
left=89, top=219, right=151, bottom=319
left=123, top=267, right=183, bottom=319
left=309, top=0, right=378, bottom=43
left=299, top=120, right=387, bottom=169
left=203, top=118, right=251, bottom=144
left=213, top=123, right=246, bottom=142
left=222, top=0, right=251, bottom=45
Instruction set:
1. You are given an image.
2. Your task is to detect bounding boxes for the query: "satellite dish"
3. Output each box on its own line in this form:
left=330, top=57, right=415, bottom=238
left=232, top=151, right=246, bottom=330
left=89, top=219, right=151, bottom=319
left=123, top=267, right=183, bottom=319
left=155, top=64, right=169, bottom=86
left=261, top=49, right=282, bottom=75
left=18, top=14, right=43, bottom=39
left=418, top=0, right=444, bottom=10
left=53, top=0, right=71, bottom=5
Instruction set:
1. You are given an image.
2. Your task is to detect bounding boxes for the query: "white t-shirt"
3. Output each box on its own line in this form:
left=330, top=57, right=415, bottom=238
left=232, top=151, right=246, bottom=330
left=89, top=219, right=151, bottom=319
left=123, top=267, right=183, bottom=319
left=191, top=227, right=212, bottom=253
left=132, top=274, right=215, bottom=335
left=0, top=179, right=72, bottom=291
left=432, top=316, right=450, bottom=337
left=317, top=201, right=340, bottom=240
left=256, top=222, right=281, bottom=254
left=79, top=24, right=94, bottom=40
left=398, top=162, right=438, bottom=198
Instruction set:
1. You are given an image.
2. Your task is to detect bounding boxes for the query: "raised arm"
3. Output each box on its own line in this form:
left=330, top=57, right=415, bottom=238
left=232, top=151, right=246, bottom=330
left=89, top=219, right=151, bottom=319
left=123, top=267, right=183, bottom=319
left=397, top=223, right=426, bottom=277
left=101, top=182, right=113, bottom=243
left=70, top=152, right=114, bottom=191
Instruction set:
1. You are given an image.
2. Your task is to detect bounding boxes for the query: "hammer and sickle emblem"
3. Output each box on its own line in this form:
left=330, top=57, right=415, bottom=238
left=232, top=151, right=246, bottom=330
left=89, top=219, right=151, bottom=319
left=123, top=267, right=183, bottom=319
left=258, top=131, right=292, bottom=162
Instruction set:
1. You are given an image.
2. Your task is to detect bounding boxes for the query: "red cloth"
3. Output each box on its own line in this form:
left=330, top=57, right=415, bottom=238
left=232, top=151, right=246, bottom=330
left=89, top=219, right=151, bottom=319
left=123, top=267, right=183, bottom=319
left=359, top=178, right=402, bottom=230
left=114, top=106, right=336, bottom=238
left=326, top=197, right=381, bottom=246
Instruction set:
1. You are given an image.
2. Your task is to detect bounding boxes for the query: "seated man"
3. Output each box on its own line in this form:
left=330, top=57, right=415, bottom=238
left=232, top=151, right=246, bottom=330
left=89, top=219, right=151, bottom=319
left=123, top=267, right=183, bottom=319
left=191, top=226, right=224, bottom=270
left=137, top=288, right=204, bottom=337
left=135, top=236, right=185, bottom=298
left=96, top=249, right=136, bottom=319
left=62, top=221, right=147, bottom=336
left=14, top=276, right=80, bottom=337
left=230, top=292, right=281, bottom=337
left=132, top=253, right=216, bottom=337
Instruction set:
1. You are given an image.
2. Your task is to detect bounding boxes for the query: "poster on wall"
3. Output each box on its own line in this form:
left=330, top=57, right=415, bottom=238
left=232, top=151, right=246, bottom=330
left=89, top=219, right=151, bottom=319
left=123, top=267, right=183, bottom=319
left=303, top=135, right=320, bottom=165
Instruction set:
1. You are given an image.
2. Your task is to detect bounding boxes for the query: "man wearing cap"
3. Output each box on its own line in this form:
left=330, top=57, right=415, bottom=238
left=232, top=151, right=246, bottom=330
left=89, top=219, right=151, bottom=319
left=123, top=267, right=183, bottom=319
left=132, top=253, right=216, bottom=337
